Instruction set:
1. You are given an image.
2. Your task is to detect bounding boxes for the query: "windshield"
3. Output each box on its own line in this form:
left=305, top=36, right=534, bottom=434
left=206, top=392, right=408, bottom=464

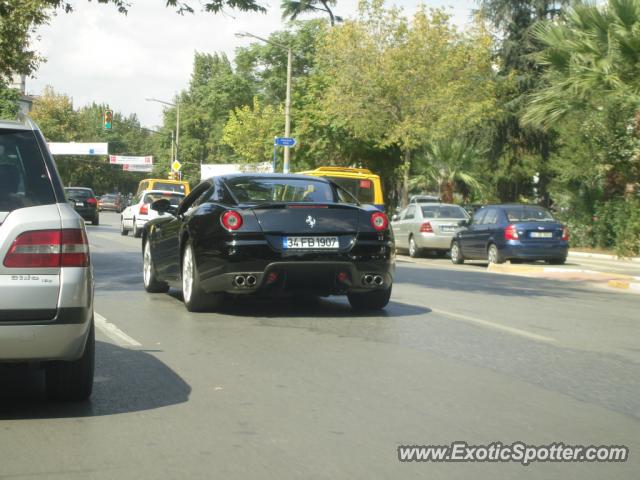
left=224, top=177, right=340, bottom=204
left=143, top=192, right=184, bottom=206
left=152, top=182, right=187, bottom=194
left=504, top=206, right=555, bottom=222
left=324, top=176, right=375, bottom=204
left=0, top=130, right=56, bottom=213
left=421, top=205, right=468, bottom=219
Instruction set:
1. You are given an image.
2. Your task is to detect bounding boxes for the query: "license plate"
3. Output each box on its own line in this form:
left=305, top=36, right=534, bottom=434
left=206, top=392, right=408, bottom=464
left=440, top=226, right=456, bottom=232
left=530, top=231, right=553, bottom=238
left=283, top=236, right=339, bottom=249
left=76, top=202, right=84, bottom=207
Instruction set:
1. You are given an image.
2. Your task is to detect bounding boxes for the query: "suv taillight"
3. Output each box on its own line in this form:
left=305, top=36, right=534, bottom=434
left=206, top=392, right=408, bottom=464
left=419, top=221, right=433, bottom=233
left=3, top=229, right=89, bottom=268
left=562, top=227, right=569, bottom=241
left=504, top=225, right=519, bottom=240
left=139, top=203, right=149, bottom=215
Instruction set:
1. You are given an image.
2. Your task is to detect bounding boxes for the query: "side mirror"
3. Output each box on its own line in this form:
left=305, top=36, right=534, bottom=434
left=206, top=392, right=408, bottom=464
left=150, top=198, right=172, bottom=214
left=392, top=214, right=399, bottom=222
left=458, top=219, right=469, bottom=227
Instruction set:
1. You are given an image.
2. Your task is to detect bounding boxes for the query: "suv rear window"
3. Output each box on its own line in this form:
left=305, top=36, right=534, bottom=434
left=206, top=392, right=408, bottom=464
left=66, top=188, right=94, bottom=199
left=152, top=182, right=187, bottom=194
left=0, top=130, right=56, bottom=213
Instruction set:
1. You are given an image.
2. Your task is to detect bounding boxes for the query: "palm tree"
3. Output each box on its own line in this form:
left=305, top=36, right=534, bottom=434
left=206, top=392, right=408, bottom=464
left=414, top=138, right=484, bottom=204
left=525, top=0, right=640, bottom=127
left=281, top=0, right=342, bottom=26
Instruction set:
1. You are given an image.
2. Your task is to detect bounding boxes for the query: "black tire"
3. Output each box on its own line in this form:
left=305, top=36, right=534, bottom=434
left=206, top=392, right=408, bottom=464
left=182, top=241, right=223, bottom=312
left=92, top=214, right=99, bottom=226
left=450, top=241, right=464, bottom=264
left=45, top=319, right=95, bottom=401
left=547, top=257, right=566, bottom=265
left=408, top=235, right=422, bottom=258
left=143, top=240, right=169, bottom=293
left=348, top=285, right=392, bottom=311
left=133, top=218, right=142, bottom=238
left=487, top=243, right=505, bottom=264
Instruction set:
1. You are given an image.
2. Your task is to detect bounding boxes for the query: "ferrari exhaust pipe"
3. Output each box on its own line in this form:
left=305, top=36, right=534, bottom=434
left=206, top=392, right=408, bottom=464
left=363, top=274, right=374, bottom=285
left=246, top=275, right=257, bottom=287
left=373, top=275, right=384, bottom=286
left=234, top=275, right=246, bottom=287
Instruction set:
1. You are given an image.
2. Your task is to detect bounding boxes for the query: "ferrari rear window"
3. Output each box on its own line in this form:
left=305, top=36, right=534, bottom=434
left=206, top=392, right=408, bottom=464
left=224, top=177, right=338, bottom=204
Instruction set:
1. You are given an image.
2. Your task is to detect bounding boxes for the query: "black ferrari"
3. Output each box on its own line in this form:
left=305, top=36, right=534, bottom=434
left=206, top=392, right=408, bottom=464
left=141, top=174, right=395, bottom=312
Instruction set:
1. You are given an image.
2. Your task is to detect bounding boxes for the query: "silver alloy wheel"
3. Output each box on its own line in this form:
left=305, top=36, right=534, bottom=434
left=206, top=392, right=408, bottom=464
left=409, top=237, right=416, bottom=257
left=143, top=242, right=152, bottom=287
left=488, top=244, right=498, bottom=264
left=182, top=245, right=194, bottom=303
left=451, top=243, right=459, bottom=262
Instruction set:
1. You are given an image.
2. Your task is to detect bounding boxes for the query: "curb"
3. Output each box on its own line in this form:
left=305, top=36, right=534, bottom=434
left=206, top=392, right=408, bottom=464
left=569, top=251, right=640, bottom=263
left=607, top=280, right=640, bottom=293
left=487, top=263, right=638, bottom=281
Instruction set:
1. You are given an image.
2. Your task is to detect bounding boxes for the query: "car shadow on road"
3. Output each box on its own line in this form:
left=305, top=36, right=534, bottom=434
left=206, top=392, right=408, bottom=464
left=166, top=291, right=430, bottom=319
left=0, top=341, right=191, bottom=420
left=396, top=264, right=604, bottom=299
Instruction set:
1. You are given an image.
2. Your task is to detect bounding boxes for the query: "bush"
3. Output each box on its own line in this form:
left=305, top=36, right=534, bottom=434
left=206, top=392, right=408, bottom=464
left=593, top=198, right=640, bottom=257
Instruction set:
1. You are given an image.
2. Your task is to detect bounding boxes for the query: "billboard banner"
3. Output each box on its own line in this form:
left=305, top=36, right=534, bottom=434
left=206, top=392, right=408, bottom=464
left=109, top=155, right=153, bottom=165
left=123, top=164, right=153, bottom=172
left=48, top=142, right=109, bottom=156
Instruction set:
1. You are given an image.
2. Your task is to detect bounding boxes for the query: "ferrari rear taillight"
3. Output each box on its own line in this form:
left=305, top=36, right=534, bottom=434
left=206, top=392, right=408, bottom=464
left=3, top=229, right=89, bottom=268
left=504, top=224, right=519, bottom=240
left=221, top=211, right=243, bottom=231
left=86, top=197, right=97, bottom=206
left=370, top=212, right=389, bottom=231
left=139, top=204, right=149, bottom=215
left=420, top=222, right=433, bottom=233
left=562, top=227, right=570, bottom=241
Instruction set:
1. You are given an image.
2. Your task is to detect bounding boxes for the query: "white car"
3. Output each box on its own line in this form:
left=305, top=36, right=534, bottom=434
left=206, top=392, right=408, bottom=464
left=121, top=190, right=185, bottom=238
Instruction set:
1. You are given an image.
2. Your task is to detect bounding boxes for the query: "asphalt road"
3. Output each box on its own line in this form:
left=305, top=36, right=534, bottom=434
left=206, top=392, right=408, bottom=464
left=1, top=212, right=639, bottom=480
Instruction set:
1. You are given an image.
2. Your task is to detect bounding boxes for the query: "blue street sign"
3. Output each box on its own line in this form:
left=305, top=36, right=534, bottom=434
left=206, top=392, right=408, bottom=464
left=274, top=137, right=296, bottom=147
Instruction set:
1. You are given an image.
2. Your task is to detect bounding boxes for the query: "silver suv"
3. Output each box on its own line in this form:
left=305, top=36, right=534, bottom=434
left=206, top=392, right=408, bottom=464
left=0, top=117, right=94, bottom=401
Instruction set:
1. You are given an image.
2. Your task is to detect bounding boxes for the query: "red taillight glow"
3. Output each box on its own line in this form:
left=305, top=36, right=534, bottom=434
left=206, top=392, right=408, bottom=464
left=3, top=229, right=89, bottom=268
left=504, top=225, right=519, bottom=240
left=370, top=212, right=389, bottom=231
left=420, top=222, right=433, bottom=233
left=221, top=211, right=243, bottom=231
left=562, top=227, right=569, bottom=241
left=86, top=197, right=97, bottom=206
left=139, top=204, right=149, bottom=215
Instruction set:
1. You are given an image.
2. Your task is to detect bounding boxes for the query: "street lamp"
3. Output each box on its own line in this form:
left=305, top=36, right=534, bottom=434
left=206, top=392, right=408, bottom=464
left=146, top=97, right=180, bottom=165
left=235, top=31, right=293, bottom=174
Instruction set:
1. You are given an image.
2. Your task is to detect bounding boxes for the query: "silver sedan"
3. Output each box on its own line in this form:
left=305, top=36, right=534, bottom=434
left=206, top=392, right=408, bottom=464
left=392, top=203, right=470, bottom=257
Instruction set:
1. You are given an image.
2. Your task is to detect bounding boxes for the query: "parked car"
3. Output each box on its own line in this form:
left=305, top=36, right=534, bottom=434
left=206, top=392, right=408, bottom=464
left=141, top=174, right=395, bottom=312
left=121, top=190, right=185, bottom=238
left=65, top=187, right=99, bottom=225
left=392, top=203, right=469, bottom=257
left=98, top=193, right=123, bottom=212
left=0, top=116, right=94, bottom=401
left=450, top=204, right=569, bottom=265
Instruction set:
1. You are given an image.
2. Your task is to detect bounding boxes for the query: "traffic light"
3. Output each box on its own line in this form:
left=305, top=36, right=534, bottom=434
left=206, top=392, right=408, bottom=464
left=103, top=110, right=113, bottom=130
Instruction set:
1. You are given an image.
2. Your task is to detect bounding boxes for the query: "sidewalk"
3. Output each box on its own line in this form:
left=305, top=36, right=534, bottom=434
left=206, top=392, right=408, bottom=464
left=569, top=250, right=640, bottom=263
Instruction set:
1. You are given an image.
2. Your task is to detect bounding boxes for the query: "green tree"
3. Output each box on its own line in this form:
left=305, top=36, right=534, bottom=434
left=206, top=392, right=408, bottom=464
left=222, top=97, right=284, bottom=164
left=318, top=0, right=496, bottom=206
left=0, top=82, right=20, bottom=118
left=476, top=0, right=571, bottom=204
left=413, top=138, right=485, bottom=204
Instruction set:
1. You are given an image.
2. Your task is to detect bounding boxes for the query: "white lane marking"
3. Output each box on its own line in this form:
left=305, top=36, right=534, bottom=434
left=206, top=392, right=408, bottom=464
left=429, top=307, right=557, bottom=344
left=95, top=312, right=142, bottom=347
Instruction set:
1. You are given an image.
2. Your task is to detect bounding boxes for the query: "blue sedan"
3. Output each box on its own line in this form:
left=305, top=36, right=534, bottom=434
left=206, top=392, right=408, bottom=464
left=450, top=204, right=569, bottom=265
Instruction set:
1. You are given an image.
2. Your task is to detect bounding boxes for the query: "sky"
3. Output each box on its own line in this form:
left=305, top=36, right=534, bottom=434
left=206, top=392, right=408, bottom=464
left=30, top=0, right=477, bottom=128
